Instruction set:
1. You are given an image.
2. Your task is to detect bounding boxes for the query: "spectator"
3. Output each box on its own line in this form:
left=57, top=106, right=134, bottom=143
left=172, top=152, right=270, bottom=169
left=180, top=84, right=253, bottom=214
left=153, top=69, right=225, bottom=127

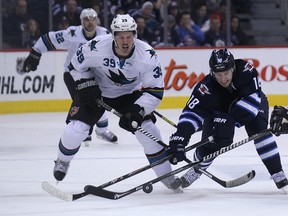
left=2, top=0, right=32, bottom=48
left=27, top=0, right=49, bottom=34
left=108, top=5, right=126, bottom=24
left=192, top=3, right=210, bottom=34
left=21, top=18, right=41, bottom=48
left=204, top=14, right=226, bottom=47
left=157, top=15, right=180, bottom=47
left=135, top=15, right=155, bottom=45
left=174, top=12, right=205, bottom=46
left=230, top=15, right=250, bottom=46
left=206, top=0, right=222, bottom=14
left=232, top=0, right=252, bottom=14
left=57, top=16, right=70, bottom=30
left=131, top=1, right=161, bottom=33
left=53, top=0, right=82, bottom=30
left=168, top=1, right=181, bottom=23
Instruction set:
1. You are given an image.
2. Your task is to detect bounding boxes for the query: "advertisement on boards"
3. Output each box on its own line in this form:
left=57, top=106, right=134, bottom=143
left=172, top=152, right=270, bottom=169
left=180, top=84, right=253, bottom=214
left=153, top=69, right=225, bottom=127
left=0, top=47, right=287, bottom=113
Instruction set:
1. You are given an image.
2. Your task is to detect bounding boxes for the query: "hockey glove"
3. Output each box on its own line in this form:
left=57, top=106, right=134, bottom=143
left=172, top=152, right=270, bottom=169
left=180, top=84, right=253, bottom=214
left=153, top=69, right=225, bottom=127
left=119, top=104, right=144, bottom=133
left=168, top=133, right=188, bottom=165
left=270, top=106, right=288, bottom=136
left=23, top=49, right=42, bottom=72
left=75, top=78, right=101, bottom=108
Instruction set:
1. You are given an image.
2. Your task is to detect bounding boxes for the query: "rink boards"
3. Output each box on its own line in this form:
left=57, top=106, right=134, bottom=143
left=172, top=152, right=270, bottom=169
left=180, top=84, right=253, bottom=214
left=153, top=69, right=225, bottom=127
left=0, top=47, right=287, bottom=113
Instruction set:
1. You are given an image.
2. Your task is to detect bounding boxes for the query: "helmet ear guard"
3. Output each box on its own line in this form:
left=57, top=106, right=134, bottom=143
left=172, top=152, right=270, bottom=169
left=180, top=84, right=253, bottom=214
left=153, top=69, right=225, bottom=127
left=209, top=48, right=235, bottom=74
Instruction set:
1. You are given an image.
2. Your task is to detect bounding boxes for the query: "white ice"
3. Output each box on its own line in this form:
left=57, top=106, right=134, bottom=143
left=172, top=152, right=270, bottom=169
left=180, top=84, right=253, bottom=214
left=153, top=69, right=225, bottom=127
left=0, top=109, right=288, bottom=216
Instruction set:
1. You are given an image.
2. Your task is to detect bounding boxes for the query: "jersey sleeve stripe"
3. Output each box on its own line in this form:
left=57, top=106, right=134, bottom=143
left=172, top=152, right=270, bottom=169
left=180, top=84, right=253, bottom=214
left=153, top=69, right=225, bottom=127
left=41, top=34, right=56, bottom=51
left=142, top=87, right=164, bottom=100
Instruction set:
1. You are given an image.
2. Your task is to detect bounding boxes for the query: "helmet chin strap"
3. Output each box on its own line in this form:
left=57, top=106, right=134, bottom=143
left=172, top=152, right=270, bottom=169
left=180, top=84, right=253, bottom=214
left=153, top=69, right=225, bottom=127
left=83, top=27, right=96, bottom=38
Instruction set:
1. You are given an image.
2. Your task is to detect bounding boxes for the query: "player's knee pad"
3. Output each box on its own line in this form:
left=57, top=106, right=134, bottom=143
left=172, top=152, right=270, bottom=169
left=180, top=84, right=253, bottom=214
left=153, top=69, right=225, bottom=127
left=61, top=120, right=90, bottom=149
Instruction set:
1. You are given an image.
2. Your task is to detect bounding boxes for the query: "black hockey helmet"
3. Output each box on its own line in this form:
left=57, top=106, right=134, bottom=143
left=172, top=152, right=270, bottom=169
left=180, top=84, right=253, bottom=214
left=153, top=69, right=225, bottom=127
left=209, top=48, right=235, bottom=73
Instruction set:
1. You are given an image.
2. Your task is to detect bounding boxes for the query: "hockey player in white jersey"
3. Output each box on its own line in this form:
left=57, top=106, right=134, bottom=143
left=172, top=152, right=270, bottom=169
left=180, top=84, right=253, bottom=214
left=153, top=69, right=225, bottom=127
left=22, top=8, right=117, bottom=144
left=53, top=14, right=182, bottom=192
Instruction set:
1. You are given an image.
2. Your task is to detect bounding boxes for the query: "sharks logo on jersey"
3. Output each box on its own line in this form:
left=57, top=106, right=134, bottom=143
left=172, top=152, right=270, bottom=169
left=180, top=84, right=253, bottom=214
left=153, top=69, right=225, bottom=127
left=88, top=40, right=99, bottom=51
left=107, top=69, right=138, bottom=86
left=70, top=29, right=76, bottom=37
left=146, top=49, right=157, bottom=59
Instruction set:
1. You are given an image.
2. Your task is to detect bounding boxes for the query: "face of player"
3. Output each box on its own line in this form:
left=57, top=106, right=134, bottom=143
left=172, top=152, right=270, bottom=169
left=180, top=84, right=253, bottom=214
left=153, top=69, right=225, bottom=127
left=82, top=16, right=97, bottom=35
left=114, top=31, right=135, bottom=57
left=213, top=69, right=233, bottom=88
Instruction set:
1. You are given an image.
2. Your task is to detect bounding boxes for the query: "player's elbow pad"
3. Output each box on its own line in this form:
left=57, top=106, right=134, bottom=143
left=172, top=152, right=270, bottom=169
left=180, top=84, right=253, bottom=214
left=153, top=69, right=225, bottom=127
left=229, top=93, right=261, bottom=127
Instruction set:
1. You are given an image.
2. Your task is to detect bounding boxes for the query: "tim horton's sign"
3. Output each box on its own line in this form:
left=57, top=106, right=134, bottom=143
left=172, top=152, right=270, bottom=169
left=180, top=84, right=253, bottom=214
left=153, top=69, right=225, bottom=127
left=163, top=58, right=288, bottom=91
left=164, top=59, right=205, bottom=91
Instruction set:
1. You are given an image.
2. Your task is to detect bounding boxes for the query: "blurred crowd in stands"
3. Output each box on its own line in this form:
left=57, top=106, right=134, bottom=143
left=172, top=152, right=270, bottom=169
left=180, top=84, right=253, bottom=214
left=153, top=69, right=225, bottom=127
left=1, top=0, right=253, bottom=49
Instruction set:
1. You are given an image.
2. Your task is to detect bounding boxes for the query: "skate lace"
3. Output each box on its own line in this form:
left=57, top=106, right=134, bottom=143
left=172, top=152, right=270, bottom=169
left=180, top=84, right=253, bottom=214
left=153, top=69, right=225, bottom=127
left=184, top=168, right=200, bottom=183
left=55, top=160, right=69, bottom=172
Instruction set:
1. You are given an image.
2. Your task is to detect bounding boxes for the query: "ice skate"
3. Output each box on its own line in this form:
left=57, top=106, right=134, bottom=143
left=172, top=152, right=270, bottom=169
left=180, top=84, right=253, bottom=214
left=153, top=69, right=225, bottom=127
left=161, top=175, right=183, bottom=193
left=53, top=159, right=70, bottom=181
left=96, top=129, right=118, bottom=143
left=82, top=135, right=92, bottom=147
left=271, top=171, right=288, bottom=192
left=180, top=167, right=201, bottom=188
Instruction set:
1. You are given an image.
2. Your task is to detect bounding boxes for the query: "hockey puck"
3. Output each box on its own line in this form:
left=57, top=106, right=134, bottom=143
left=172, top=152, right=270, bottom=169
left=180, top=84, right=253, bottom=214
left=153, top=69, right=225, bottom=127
left=143, top=184, right=153, bottom=193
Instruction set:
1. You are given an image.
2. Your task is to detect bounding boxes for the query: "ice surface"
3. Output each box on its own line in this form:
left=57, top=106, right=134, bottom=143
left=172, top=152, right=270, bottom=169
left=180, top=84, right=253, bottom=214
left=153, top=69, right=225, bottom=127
left=1, top=109, right=288, bottom=215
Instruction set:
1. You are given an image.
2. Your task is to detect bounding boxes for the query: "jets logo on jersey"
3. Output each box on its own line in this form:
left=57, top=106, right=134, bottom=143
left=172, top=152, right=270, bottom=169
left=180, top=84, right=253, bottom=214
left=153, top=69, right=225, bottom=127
left=198, top=84, right=211, bottom=95
left=88, top=40, right=99, bottom=51
left=243, top=62, right=254, bottom=72
left=146, top=49, right=157, bottom=59
left=107, top=69, right=138, bottom=86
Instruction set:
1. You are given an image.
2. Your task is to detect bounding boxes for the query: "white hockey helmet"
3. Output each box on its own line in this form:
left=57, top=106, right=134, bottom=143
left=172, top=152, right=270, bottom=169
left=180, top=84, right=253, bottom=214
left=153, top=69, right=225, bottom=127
left=110, top=14, right=137, bottom=36
left=80, top=8, right=97, bottom=24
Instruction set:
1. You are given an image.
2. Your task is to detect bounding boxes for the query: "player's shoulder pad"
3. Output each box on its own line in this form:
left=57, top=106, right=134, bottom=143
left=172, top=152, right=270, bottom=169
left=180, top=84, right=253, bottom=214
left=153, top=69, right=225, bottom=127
left=235, top=59, right=257, bottom=74
left=83, top=34, right=112, bottom=52
left=136, top=39, right=159, bottom=60
left=194, top=75, right=213, bottom=96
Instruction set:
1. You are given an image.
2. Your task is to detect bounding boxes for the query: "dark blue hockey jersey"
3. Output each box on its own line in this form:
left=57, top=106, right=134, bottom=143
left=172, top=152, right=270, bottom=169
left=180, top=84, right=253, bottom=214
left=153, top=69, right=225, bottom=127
left=177, top=59, right=263, bottom=138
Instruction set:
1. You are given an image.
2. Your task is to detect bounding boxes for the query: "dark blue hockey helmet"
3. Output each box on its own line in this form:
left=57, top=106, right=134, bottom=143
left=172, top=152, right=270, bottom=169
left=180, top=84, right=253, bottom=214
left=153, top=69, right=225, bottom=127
left=209, top=48, right=235, bottom=73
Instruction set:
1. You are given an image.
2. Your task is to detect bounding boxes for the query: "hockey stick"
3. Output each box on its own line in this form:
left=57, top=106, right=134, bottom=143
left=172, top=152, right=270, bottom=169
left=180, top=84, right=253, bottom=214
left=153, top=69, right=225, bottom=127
left=154, top=110, right=256, bottom=188
left=42, top=136, right=213, bottom=201
left=197, top=168, right=256, bottom=188
left=183, top=158, right=255, bottom=188
left=153, top=110, right=178, bottom=127
left=84, top=129, right=270, bottom=200
left=96, top=99, right=169, bottom=148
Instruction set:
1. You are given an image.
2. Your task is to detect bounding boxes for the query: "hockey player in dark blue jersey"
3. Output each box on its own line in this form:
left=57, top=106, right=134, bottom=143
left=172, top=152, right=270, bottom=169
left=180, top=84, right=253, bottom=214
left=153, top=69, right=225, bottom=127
left=168, top=48, right=288, bottom=191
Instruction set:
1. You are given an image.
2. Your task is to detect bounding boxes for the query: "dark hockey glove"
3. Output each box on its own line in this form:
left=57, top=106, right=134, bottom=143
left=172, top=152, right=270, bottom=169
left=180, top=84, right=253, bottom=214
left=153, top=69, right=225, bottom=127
left=212, top=112, right=235, bottom=146
left=119, top=104, right=144, bottom=133
left=270, top=106, right=288, bottom=136
left=75, top=78, right=101, bottom=108
left=168, top=133, right=188, bottom=165
left=23, top=49, right=42, bottom=72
